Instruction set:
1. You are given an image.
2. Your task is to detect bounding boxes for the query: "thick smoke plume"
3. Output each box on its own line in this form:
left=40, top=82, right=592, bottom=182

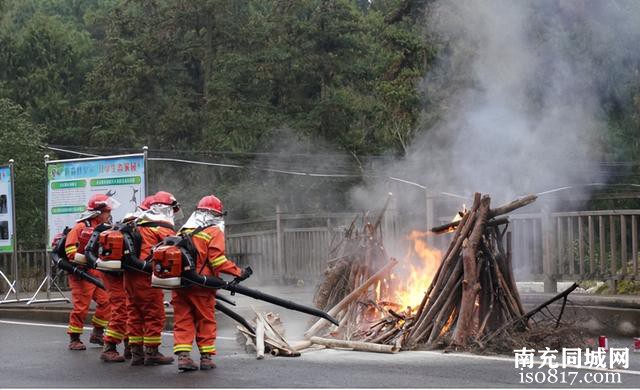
left=355, top=0, right=640, bottom=215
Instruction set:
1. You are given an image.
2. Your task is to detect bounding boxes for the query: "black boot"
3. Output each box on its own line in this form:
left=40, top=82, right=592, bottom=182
left=100, top=342, right=125, bottom=363
left=130, top=344, right=145, bottom=366
left=177, top=352, right=198, bottom=372
left=89, top=327, right=104, bottom=345
left=68, top=333, right=86, bottom=351
left=144, top=345, right=174, bottom=365
left=199, top=353, right=216, bottom=370
left=123, top=339, right=132, bottom=360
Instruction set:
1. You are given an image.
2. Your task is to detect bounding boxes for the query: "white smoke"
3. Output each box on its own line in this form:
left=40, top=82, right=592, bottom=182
left=354, top=0, right=640, bottom=214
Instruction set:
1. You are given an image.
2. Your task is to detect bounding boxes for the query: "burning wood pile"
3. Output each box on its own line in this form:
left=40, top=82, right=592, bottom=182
left=302, top=192, right=539, bottom=352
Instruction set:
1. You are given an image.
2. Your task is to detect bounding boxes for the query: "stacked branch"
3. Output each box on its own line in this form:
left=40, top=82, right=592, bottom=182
left=402, top=193, right=535, bottom=349
left=236, top=310, right=300, bottom=358
left=305, top=192, right=538, bottom=352
left=307, top=203, right=400, bottom=343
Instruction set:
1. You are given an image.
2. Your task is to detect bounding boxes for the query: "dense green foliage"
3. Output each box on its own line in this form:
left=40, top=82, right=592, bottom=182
left=1, top=0, right=640, bottom=247
left=0, top=99, right=45, bottom=246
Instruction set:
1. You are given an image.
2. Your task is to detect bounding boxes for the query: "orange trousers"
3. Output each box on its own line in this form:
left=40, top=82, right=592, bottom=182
left=124, top=271, right=165, bottom=346
left=101, top=272, right=128, bottom=344
left=171, top=289, right=217, bottom=355
left=67, top=268, right=110, bottom=334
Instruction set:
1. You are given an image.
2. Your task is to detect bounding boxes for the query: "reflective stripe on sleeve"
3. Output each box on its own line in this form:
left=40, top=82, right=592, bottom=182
left=193, top=231, right=212, bottom=241
left=209, top=255, right=227, bottom=268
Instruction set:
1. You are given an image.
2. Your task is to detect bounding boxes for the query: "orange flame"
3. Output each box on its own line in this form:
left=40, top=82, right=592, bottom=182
left=387, top=230, right=442, bottom=312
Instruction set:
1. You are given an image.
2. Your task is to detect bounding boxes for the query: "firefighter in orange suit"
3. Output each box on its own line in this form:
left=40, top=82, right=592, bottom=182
left=172, top=194, right=250, bottom=371
left=98, top=196, right=154, bottom=362
left=125, top=192, right=180, bottom=366
left=65, top=194, right=113, bottom=350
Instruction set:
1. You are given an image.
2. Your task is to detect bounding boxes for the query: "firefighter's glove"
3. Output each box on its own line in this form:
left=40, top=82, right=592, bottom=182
left=233, top=266, right=253, bottom=284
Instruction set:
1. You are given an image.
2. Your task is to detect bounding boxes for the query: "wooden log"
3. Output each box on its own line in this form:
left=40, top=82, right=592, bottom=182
left=452, top=195, right=491, bottom=347
left=431, top=216, right=509, bottom=235
left=256, top=317, right=265, bottom=360
left=313, top=259, right=351, bottom=311
left=310, top=336, right=399, bottom=354
left=493, top=260, right=525, bottom=318
left=406, top=258, right=463, bottom=344
left=291, top=340, right=312, bottom=352
left=297, top=345, right=327, bottom=354
left=521, top=282, right=580, bottom=321
left=414, top=195, right=481, bottom=319
left=369, top=326, right=399, bottom=344
left=489, top=195, right=537, bottom=219
left=304, top=258, right=399, bottom=338
left=254, top=310, right=297, bottom=354
left=430, top=195, right=535, bottom=234
left=476, top=255, right=494, bottom=337
left=427, top=281, right=462, bottom=344
left=237, top=326, right=300, bottom=357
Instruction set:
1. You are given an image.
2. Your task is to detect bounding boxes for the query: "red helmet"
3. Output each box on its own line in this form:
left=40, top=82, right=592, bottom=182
left=87, top=194, right=112, bottom=211
left=153, top=191, right=180, bottom=211
left=140, top=195, right=155, bottom=211
left=197, top=195, right=224, bottom=215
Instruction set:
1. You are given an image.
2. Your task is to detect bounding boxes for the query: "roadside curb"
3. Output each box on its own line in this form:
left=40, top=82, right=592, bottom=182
left=2, top=291, right=638, bottom=337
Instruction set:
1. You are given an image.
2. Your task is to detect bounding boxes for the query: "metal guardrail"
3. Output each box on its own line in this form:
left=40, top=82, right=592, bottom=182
left=0, top=250, right=69, bottom=294
left=3, top=210, right=638, bottom=293
left=499, top=211, right=638, bottom=293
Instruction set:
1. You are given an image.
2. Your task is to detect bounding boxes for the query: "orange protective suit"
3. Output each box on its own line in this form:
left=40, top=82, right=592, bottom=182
left=101, top=272, right=128, bottom=344
left=124, top=222, right=175, bottom=347
left=172, top=225, right=242, bottom=355
left=65, top=220, right=110, bottom=334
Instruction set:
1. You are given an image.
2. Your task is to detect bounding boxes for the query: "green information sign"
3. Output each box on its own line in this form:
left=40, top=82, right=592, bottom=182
left=51, top=206, right=86, bottom=215
left=47, top=154, right=146, bottom=247
left=90, top=176, right=141, bottom=186
left=51, top=180, right=87, bottom=190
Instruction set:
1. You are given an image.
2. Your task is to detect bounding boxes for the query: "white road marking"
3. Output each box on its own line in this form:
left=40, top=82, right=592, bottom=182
left=0, top=319, right=235, bottom=340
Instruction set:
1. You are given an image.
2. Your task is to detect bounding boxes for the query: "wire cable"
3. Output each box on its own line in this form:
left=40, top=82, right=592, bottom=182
left=48, top=144, right=640, bottom=201
left=44, top=145, right=100, bottom=157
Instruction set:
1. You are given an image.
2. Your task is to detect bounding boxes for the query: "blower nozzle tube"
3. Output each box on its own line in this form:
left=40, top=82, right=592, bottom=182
left=122, top=234, right=152, bottom=273
left=51, top=252, right=105, bottom=290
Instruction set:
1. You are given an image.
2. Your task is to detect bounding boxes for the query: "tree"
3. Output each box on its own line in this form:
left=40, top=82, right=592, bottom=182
left=0, top=99, right=46, bottom=248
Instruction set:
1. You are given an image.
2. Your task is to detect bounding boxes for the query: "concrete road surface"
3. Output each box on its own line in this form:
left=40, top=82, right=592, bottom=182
left=0, top=319, right=638, bottom=388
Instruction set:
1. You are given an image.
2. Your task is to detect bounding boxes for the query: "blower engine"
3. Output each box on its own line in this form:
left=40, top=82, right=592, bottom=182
left=151, top=234, right=225, bottom=289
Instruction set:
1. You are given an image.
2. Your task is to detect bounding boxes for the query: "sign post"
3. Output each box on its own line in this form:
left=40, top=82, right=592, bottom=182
left=0, top=160, right=21, bottom=303
left=27, top=155, right=69, bottom=304
left=27, top=153, right=146, bottom=304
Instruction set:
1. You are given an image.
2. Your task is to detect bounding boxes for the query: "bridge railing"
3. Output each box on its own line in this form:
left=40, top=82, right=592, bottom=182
left=2, top=209, right=638, bottom=293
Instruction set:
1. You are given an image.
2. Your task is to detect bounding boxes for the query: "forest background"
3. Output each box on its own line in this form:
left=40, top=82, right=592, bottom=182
left=1, top=0, right=640, bottom=248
